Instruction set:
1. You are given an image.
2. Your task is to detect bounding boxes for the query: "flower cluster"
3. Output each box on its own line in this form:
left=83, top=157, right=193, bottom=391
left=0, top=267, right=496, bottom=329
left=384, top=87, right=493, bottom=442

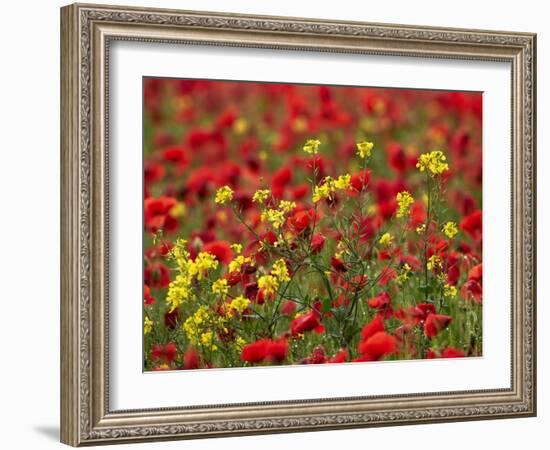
left=143, top=79, right=483, bottom=370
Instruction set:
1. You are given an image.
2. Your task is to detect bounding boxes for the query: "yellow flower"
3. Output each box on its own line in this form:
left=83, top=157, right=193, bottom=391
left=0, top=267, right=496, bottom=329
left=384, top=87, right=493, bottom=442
left=229, top=255, right=253, bottom=274
left=260, top=208, right=286, bottom=229
left=356, top=141, right=374, bottom=158
left=168, top=202, right=187, bottom=218
left=144, top=316, right=153, bottom=335
left=416, top=224, right=426, bottom=234
left=212, top=278, right=229, bottom=297
left=229, top=295, right=251, bottom=313
left=303, top=139, right=321, bottom=155
left=427, top=255, right=442, bottom=271
left=312, top=183, right=331, bottom=203
left=233, top=118, right=249, bottom=135
left=416, top=150, right=449, bottom=176
left=291, top=117, right=308, bottom=133
left=214, top=185, right=234, bottom=204
left=379, top=232, right=394, bottom=247
left=334, top=174, right=351, bottom=190
left=396, top=263, right=412, bottom=285
left=442, top=221, right=458, bottom=239
left=190, top=252, right=219, bottom=280
left=443, top=284, right=457, bottom=297
left=200, top=331, right=217, bottom=351
left=272, top=259, right=291, bottom=282
left=166, top=273, right=192, bottom=312
left=234, top=336, right=247, bottom=351
left=279, top=200, right=297, bottom=214
left=396, top=191, right=414, bottom=218
left=252, top=189, right=270, bottom=204
left=258, top=274, right=279, bottom=296
left=230, top=243, right=243, bottom=254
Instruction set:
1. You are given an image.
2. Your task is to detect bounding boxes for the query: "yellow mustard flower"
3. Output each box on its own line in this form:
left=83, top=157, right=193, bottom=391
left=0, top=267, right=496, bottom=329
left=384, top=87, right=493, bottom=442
left=190, top=252, right=219, bottom=280
left=334, top=174, right=351, bottom=190
left=303, top=139, right=321, bottom=155
left=233, top=118, right=249, bottom=135
left=356, top=140, right=374, bottom=159
left=200, top=331, right=217, bottom=351
left=379, top=232, right=394, bottom=247
left=442, top=221, right=458, bottom=239
left=416, top=224, right=426, bottom=234
left=260, top=208, right=286, bottom=229
left=230, top=243, right=243, bottom=254
left=427, top=255, right=442, bottom=271
left=214, top=185, right=234, bottom=204
left=396, top=263, right=412, bottom=285
left=168, top=202, right=187, bottom=218
left=279, top=200, right=297, bottom=214
left=416, top=150, right=449, bottom=176
left=229, top=295, right=251, bottom=313
left=272, top=259, right=291, bottom=282
left=258, top=274, right=279, bottom=296
left=443, top=284, right=458, bottom=297
left=144, top=316, right=153, bottom=335
left=252, top=188, right=270, bottom=204
left=396, top=191, right=414, bottom=218
left=229, top=255, right=253, bottom=274
left=212, top=278, right=229, bottom=297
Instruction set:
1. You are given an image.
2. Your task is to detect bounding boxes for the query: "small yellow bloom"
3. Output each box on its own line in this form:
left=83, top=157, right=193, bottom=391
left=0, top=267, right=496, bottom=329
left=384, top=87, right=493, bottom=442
left=233, top=118, right=249, bottom=135
left=144, top=316, right=153, bottom=335
left=416, top=224, right=426, bottom=234
left=303, top=139, right=321, bottom=155
left=312, top=183, right=331, bottom=203
left=442, top=221, right=458, bottom=239
left=229, top=255, right=253, bottom=274
left=443, top=283, right=458, bottom=297
left=396, top=263, right=412, bottom=285
left=292, top=116, right=308, bottom=133
left=229, top=295, right=251, bottom=313
left=234, top=336, right=247, bottom=351
left=379, top=232, right=394, bottom=247
left=396, top=191, right=414, bottom=218
left=258, top=274, right=279, bottom=296
left=252, top=189, right=271, bottom=204
left=191, top=252, right=219, bottom=280
left=356, top=141, right=374, bottom=159
left=168, top=202, right=187, bottom=218
left=200, top=331, right=217, bottom=350
left=334, top=174, right=351, bottom=190
left=260, top=208, right=286, bottom=229
left=230, top=243, right=243, bottom=254
left=416, top=150, right=449, bottom=176
left=212, top=278, right=229, bottom=297
left=214, top=185, right=234, bottom=204
left=272, top=259, right=291, bottom=282
left=259, top=150, right=268, bottom=161
left=427, top=255, right=442, bottom=271
left=279, top=200, right=297, bottom=214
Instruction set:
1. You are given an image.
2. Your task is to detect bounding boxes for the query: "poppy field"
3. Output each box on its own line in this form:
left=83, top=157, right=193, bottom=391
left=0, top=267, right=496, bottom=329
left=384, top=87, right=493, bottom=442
left=143, top=78, right=483, bottom=371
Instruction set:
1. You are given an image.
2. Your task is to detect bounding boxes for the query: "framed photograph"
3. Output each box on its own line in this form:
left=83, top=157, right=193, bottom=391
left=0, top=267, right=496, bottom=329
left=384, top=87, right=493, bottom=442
left=60, top=3, right=537, bottom=446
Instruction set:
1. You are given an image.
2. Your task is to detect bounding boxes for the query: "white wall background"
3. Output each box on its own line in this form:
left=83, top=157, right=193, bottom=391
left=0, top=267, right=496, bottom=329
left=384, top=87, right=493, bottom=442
left=0, top=1, right=545, bottom=449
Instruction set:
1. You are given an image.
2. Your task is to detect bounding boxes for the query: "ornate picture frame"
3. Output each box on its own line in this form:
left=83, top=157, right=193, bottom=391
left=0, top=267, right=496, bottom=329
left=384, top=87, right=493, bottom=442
left=60, top=3, right=536, bottom=446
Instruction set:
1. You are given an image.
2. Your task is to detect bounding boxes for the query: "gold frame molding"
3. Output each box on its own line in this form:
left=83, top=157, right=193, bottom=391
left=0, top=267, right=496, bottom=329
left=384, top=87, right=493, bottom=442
left=60, top=3, right=537, bottom=446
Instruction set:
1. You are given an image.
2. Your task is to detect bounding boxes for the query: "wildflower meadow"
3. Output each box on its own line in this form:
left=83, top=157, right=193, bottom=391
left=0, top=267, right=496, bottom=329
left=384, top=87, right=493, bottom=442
left=143, top=79, right=483, bottom=371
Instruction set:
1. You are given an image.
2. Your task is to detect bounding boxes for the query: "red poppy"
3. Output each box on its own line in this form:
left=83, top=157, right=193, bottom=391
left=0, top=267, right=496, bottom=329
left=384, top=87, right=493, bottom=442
left=202, top=240, right=233, bottom=265
left=441, top=347, right=466, bottom=358
left=358, top=331, right=397, bottom=361
left=360, top=314, right=385, bottom=340
left=150, top=342, right=177, bottom=363
left=460, top=209, right=482, bottom=240
left=183, top=348, right=200, bottom=369
left=424, top=313, right=453, bottom=338
left=143, top=284, right=155, bottom=306
left=310, top=233, right=326, bottom=253
left=330, top=256, right=347, bottom=272
left=329, top=349, right=348, bottom=363
left=144, top=196, right=178, bottom=233
left=290, top=310, right=322, bottom=335
left=144, top=262, right=170, bottom=289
